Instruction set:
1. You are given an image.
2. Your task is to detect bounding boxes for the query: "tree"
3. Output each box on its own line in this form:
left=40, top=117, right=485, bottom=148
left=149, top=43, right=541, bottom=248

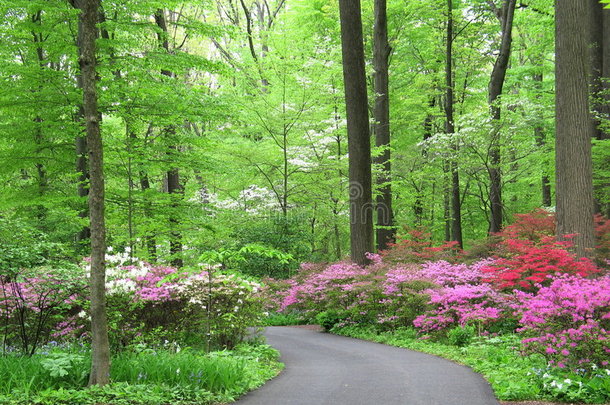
left=445, top=0, right=463, bottom=248
left=338, top=0, right=374, bottom=265
left=67, top=0, right=110, bottom=386
left=555, top=0, right=595, bottom=257
left=487, top=0, right=516, bottom=233
left=373, top=0, right=395, bottom=251
left=155, top=8, right=184, bottom=268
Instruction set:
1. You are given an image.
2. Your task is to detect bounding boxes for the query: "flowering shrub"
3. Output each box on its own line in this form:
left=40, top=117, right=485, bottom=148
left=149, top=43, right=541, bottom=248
left=495, top=209, right=556, bottom=243
left=175, top=272, right=263, bottom=349
left=413, top=283, right=512, bottom=334
left=270, top=257, right=505, bottom=332
left=50, top=252, right=266, bottom=350
left=278, top=261, right=373, bottom=316
left=594, top=214, right=610, bottom=265
left=381, top=228, right=462, bottom=264
left=491, top=209, right=610, bottom=268
left=268, top=259, right=435, bottom=329
left=0, top=265, right=86, bottom=355
left=514, top=275, right=610, bottom=370
left=481, top=239, right=600, bottom=291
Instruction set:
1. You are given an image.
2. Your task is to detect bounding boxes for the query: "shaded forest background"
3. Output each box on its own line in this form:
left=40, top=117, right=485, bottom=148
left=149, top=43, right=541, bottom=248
left=1, top=0, right=608, bottom=273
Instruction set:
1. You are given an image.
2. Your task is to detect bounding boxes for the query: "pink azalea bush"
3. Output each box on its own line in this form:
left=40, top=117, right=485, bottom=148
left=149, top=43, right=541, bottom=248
left=101, top=261, right=264, bottom=349
left=268, top=255, right=505, bottom=332
left=0, top=265, right=86, bottom=355
left=413, top=283, right=512, bottom=334
left=514, top=275, right=610, bottom=369
left=5, top=252, right=265, bottom=351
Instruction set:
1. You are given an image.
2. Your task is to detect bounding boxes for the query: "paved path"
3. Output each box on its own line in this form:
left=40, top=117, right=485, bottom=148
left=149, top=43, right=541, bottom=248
left=236, top=326, right=499, bottom=405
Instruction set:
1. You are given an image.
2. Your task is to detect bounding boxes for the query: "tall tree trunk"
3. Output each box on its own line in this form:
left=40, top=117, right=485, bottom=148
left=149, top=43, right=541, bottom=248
left=139, top=172, right=157, bottom=261
left=415, top=97, right=436, bottom=226
left=31, top=13, right=48, bottom=228
left=73, top=6, right=90, bottom=247
left=588, top=0, right=608, bottom=141
left=155, top=9, right=183, bottom=267
left=588, top=1, right=610, bottom=216
left=338, top=0, right=374, bottom=265
left=603, top=10, right=610, bottom=142
left=71, top=0, right=110, bottom=386
left=487, top=0, right=516, bottom=234
left=555, top=0, right=595, bottom=258
left=533, top=73, right=552, bottom=207
left=373, top=0, right=394, bottom=251
left=445, top=0, right=463, bottom=248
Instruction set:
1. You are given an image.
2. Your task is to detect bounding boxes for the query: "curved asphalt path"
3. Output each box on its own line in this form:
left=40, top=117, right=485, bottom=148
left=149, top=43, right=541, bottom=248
left=235, top=326, right=499, bottom=405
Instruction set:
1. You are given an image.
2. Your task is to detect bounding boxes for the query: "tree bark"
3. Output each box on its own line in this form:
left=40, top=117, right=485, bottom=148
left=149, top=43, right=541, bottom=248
left=588, top=1, right=609, bottom=216
left=72, top=0, right=111, bottom=386
left=555, top=0, right=595, bottom=258
left=73, top=4, right=90, bottom=247
left=487, top=0, right=516, bottom=234
left=445, top=0, right=463, bottom=248
left=588, top=0, right=608, bottom=141
left=533, top=73, right=552, bottom=207
left=155, top=9, right=184, bottom=267
left=338, top=0, right=374, bottom=265
left=373, top=0, right=395, bottom=251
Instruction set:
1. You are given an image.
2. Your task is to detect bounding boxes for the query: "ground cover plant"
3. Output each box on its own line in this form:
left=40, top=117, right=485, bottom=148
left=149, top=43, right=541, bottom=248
left=262, top=211, right=610, bottom=403
left=0, top=341, right=282, bottom=405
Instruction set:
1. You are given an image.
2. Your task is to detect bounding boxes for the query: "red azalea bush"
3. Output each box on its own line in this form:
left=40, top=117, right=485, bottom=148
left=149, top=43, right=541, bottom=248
left=381, top=227, right=462, bottom=264
left=481, top=238, right=600, bottom=291
left=496, top=209, right=556, bottom=243
left=594, top=214, right=610, bottom=265
left=492, top=209, right=610, bottom=267
left=479, top=209, right=604, bottom=291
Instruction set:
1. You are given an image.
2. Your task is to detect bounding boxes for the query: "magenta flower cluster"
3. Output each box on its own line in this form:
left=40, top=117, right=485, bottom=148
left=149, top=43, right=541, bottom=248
left=514, top=275, right=610, bottom=368
left=413, top=283, right=509, bottom=333
left=267, top=250, right=609, bottom=370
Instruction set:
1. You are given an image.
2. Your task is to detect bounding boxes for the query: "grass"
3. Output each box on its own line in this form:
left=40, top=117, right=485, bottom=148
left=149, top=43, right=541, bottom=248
left=0, top=342, right=283, bottom=405
left=333, top=325, right=610, bottom=404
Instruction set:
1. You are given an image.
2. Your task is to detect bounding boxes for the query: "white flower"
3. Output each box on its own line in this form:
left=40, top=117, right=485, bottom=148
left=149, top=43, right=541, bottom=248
left=176, top=368, right=180, bottom=374
left=564, top=379, right=571, bottom=385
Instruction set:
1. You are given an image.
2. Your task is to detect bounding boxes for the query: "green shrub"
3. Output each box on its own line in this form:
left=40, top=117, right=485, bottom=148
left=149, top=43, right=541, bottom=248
left=316, top=310, right=346, bottom=332
left=263, top=312, right=306, bottom=326
left=447, top=325, right=476, bottom=347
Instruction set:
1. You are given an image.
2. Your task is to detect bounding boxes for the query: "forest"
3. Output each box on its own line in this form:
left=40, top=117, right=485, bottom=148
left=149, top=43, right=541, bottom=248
left=0, top=0, right=609, bottom=404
